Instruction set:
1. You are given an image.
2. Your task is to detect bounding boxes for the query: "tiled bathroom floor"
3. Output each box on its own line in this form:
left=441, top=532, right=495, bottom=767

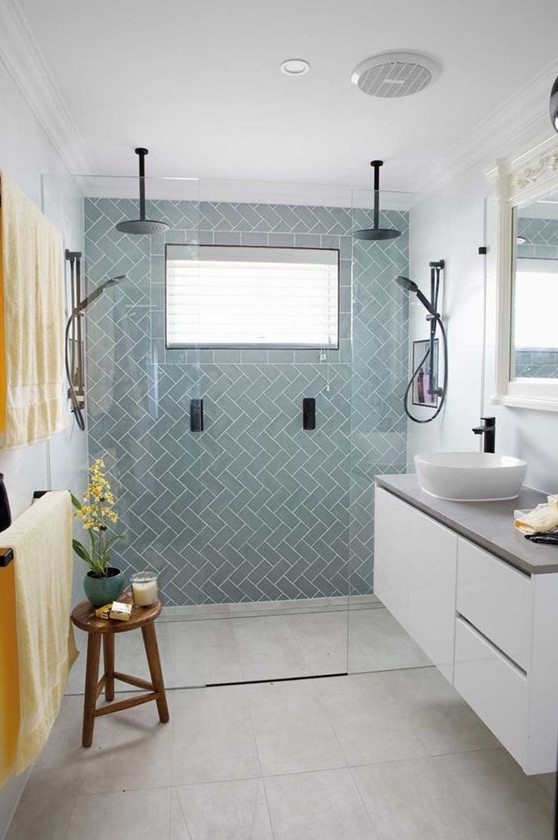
left=66, top=603, right=431, bottom=692
left=8, top=667, right=555, bottom=840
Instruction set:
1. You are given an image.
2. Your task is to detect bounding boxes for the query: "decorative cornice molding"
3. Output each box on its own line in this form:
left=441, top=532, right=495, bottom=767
left=0, top=0, right=94, bottom=175
left=411, top=57, right=558, bottom=193
left=511, top=149, right=558, bottom=191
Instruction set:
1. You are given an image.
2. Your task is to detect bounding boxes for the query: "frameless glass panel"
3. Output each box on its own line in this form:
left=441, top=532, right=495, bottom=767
left=46, top=173, right=358, bottom=690
left=44, top=173, right=208, bottom=693
left=192, top=179, right=352, bottom=685
left=348, top=187, right=429, bottom=675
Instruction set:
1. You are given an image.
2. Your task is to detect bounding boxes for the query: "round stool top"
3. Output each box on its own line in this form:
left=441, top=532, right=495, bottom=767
left=71, top=599, right=162, bottom=634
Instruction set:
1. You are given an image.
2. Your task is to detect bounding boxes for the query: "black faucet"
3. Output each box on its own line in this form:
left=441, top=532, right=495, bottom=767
left=472, top=416, right=496, bottom=453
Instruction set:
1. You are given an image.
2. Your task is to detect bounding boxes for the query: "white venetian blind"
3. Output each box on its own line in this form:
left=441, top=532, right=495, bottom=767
left=166, top=245, right=339, bottom=349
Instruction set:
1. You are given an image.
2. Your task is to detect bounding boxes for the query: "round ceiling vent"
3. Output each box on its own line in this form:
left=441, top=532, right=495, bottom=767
left=351, top=52, right=440, bottom=98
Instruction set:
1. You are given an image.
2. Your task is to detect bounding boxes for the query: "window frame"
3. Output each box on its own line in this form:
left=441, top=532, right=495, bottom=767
left=164, top=243, right=341, bottom=351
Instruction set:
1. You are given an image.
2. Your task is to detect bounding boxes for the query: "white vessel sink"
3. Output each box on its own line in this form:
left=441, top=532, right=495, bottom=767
left=414, top=451, right=527, bottom=502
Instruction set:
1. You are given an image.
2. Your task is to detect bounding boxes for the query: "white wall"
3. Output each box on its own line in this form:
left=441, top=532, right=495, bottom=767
left=407, top=162, right=558, bottom=493
left=0, top=61, right=88, bottom=840
left=407, top=171, right=488, bottom=463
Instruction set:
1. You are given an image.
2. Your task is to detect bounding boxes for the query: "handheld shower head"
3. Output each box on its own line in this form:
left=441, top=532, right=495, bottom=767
left=395, top=275, right=418, bottom=293
left=395, top=275, right=436, bottom=316
left=65, top=272, right=127, bottom=433
left=77, top=275, right=127, bottom=312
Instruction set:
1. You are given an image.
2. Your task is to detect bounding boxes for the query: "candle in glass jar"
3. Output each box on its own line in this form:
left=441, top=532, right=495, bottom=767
left=131, top=572, right=158, bottom=606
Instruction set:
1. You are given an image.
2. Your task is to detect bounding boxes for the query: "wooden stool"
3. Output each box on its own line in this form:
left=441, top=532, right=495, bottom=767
left=71, top=599, right=169, bottom=747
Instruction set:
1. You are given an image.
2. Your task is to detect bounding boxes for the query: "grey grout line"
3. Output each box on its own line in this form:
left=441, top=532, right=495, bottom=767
left=345, top=764, right=382, bottom=838
left=245, top=689, right=278, bottom=840
left=347, top=663, right=435, bottom=677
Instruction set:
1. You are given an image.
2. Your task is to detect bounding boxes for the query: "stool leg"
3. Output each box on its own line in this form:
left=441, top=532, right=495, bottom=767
left=103, top=634, right=115, bottom=702
left=141, top=623, right=169, bottom=723
left=82, top=633, right=101, bottom=747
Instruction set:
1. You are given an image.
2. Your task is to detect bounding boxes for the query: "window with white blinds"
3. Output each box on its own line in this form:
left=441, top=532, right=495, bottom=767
left=165, top=245, right=339, bottom=349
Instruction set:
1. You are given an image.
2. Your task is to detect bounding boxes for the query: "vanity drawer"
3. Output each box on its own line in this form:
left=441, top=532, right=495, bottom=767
left=454, top=617, right=528, bottom=768
left=456, top=538, right=532, bottom=671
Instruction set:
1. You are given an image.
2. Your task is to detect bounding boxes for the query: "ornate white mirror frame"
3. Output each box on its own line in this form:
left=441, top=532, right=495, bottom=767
left=489, top=135, right=558, bottom=411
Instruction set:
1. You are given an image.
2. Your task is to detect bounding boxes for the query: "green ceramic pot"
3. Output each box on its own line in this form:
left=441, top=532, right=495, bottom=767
left=83, top=567, right=126, bottom=608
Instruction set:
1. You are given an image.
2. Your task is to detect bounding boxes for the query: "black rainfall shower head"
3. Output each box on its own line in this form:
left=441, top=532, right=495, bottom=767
left=354, top=160, right=401, bottom=241
left=115, top=148, right=170, bottom=236
left=78, top=274, right=127, bottom=312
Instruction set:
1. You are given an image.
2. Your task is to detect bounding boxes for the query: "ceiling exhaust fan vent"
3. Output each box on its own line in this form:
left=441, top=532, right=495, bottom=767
left=351, top=52, right=440, bottom=99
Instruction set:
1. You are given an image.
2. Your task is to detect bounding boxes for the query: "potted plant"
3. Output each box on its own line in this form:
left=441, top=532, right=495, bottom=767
left=72, top=458, right=126, bottom=607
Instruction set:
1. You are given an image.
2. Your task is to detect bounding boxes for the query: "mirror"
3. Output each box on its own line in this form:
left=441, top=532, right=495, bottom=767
left=492, top=136, right=558, bottom=411
left=512, top=195, right=558, bottom=380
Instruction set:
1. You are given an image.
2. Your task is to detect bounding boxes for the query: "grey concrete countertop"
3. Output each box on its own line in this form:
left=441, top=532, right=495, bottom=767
left=376, top=474, right=558, bottom=576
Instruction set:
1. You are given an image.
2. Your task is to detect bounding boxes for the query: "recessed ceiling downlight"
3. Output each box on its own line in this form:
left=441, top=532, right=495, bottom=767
left=281, top=58, right=310, bottom=76
left=351, top=52, right=440, bottom=98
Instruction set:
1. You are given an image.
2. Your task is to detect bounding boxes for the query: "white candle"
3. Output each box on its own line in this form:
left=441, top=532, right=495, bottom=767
left=132, top=579, right=158, bottom=606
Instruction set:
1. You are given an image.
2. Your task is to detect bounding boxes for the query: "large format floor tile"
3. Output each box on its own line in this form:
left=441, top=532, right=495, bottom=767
left=171, top=617, right=244, bottom=686
left=172, top=779, right=273, bottom=840
left=171, top=685, right=261, bottom=785
left=288, top=609, right=348, bottom=675
left=65, top=788, right=172, bottom=840
left=230, top=615, right=311, bottom=681
left=353, top=749, right=555, bottom=840
left=247, top=679, right=346, bottom=776
left=317, top=673, right=429, bottom=765
left=348, top=608, right=431, bottom=673
left=22, top=695, right=173, bottom=802
left=377, top=667, right=500, bottom=755
left=5, top=797, right=76, bottom=840
left=264, top=768, right=379, bottom=840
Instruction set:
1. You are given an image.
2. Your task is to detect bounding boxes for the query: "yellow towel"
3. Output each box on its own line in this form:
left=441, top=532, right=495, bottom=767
left=0, top=558, right=19, bottom=789
left=514, top=504, right=558, bottom=535
left=0, top=491, right=77, bottom=777
left=0, top=172, right=67, bottom=448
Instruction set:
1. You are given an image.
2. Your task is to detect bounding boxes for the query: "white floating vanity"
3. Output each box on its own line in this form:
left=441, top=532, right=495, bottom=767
left=374, top=474, right=558, bottom=775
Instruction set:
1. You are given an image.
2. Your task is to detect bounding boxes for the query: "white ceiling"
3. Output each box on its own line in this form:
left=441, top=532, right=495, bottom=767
left=12, top=0, right=558, bottom=191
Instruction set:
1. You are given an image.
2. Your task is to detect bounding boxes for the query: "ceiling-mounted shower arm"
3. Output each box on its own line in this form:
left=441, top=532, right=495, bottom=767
left=353, top=159, right=400, bottom=241
left=136, top=147, right=148, bottom=221
left=115, top=147, right=169, bottom=235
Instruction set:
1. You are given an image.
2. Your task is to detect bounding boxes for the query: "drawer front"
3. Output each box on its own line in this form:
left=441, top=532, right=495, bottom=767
left=408, top=509, right=457, bottom=683
left=457, top=538, right=532, bottom=671
left=454, top=617, right=528, bottom=768
left=374, top=487, right=411, bottom=629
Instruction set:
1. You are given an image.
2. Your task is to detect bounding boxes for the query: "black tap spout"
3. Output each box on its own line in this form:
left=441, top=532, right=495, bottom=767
left=472, top=417, right=496, bottom=453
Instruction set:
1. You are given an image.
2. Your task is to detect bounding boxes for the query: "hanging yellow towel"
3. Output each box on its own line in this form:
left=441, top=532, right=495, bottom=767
left=0, top=172, right=67, bottom=447
left=0, top=491, right=77, bottom=776
left=0, top=558, right=19, bottom=790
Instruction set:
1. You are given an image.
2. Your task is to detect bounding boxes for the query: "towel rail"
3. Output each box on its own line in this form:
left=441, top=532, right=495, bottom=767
left=0, top=548, right=14, bottom=567
left=0, top=489, right=61, bottom=567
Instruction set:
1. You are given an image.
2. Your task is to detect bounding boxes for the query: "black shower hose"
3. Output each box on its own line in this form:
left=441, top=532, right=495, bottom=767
left=64, top=313, right=86, bottom=432
left=403, top=314, right=448, bottom=424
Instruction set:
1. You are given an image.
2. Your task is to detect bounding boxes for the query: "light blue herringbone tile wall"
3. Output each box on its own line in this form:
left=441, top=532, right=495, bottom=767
left=84, top=198, right=408, bottom=605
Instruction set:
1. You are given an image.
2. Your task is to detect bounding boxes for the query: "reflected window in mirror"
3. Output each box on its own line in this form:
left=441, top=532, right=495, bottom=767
left=512, top=200, right=558, bottom=381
